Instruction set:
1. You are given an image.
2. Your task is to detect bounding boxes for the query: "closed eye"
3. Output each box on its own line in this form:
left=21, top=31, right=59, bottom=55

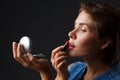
left=81, top=27, right=87, bottom=32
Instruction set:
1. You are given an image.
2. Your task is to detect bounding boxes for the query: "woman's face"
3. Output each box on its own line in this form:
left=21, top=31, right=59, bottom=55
left=68, top=11, right=101, bottom=59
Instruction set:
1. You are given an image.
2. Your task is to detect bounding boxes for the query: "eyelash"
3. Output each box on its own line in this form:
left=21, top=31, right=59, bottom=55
left=81, top=28, right=87, bottom=32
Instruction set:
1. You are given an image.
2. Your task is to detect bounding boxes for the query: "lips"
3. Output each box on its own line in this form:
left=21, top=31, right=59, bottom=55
left=68, top=43, right=75, bottom=50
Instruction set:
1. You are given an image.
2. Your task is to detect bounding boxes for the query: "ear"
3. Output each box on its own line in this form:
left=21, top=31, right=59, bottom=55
left=101, top=38, right=111, bottom=50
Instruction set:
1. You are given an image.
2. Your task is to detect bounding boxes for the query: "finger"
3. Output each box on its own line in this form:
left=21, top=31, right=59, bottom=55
left=17, top=43, right=23, bottom=58
left=19, top=53, right=33, bottom=68
left=16, top=43, right=29, bottom=64
left=54, top=54, right=67, bottom=69
left=21, top=53, right=33, bottom=68
left=28, top=54, right=49, bottom=71
left=12, top=41, right=17, bottom=59
left=26, top=53, right=45, bottom=66
left=51, top=46, right=64, bottom=61
left=57, top=59, right=67, bottom=72
left=54, top=51, right=67, bottom=63
left=51, top=52, right=67, bottom=69
left=51, top=51, right=61, bottom=67
left=12, top=42, right=25, bottom=64
left=20, top=44, right=26, bottom=54
left=55, top=51, right=67, bottom=58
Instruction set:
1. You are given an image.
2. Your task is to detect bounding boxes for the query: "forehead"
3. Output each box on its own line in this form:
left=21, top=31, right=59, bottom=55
left=75, top=11, right=94, bottom=27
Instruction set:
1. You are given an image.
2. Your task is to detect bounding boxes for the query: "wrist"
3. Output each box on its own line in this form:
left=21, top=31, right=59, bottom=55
left=55, top=72, right=69, bottom=80
left=39, top=67, right=53, bottom=80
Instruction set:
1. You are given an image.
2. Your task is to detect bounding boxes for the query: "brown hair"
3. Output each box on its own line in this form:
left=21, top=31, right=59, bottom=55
left=79, top=2, right=120, bottom=63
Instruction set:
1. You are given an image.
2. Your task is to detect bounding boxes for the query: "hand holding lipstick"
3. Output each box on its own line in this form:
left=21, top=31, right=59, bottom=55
left=51, top=40, right=70, bottom=80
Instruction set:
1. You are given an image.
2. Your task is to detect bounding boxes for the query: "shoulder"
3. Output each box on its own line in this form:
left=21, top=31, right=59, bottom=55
left=68, top=61, right=86, bottom=71
left=96, top=61, right=120, bottom=80
left=110, top=61, right=120, bottom=80
left=68, top=61, right=86, bottom=80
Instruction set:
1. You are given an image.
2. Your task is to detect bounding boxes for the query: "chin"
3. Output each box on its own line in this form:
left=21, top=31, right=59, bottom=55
left=68, top=55, right=85, bottom=61
left=69, top=51, right=86, bottom=58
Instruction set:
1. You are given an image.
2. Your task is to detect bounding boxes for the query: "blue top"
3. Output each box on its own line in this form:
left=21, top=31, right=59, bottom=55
left=68, top=61, right=120, bottom=80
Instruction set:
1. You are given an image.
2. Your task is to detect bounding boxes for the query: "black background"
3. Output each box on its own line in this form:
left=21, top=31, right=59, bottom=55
left=1, top=0, right=120, bottom=80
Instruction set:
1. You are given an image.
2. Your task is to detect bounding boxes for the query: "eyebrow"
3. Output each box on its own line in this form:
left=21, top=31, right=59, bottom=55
left=79, top=23, right=88, bottom=26
left=74, top=21, right=89, bottom=27
left=75, top=21, right=88, bottom=25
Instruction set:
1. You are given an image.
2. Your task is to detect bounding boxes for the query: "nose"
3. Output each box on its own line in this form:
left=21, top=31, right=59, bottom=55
left=68, top=29, right=76, bottom=39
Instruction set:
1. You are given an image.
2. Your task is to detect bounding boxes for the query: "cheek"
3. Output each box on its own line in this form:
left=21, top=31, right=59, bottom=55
left=76, top=34, right=100, bottom=54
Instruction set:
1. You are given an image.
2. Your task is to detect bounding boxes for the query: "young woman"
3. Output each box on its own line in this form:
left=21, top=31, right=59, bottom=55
left=51, top=2, right=120, bottom=80
left=12, top=2, right=120, bottom=80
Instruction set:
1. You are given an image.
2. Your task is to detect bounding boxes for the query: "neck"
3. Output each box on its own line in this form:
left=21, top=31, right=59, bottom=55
left=83, top=57, right=113, bottom=80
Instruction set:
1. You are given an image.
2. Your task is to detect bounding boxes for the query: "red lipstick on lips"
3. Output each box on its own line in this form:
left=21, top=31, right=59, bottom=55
left=68, top=43, right=75, bottom=51
left=61, top=40, right=69, bottom=51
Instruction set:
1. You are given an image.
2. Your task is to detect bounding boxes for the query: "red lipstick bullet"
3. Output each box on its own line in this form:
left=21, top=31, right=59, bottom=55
left=61, top=40, right=69, bottom=51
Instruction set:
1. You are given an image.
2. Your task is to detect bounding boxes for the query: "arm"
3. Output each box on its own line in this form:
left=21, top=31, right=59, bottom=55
left=39, top=63, right=53, bottom=80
